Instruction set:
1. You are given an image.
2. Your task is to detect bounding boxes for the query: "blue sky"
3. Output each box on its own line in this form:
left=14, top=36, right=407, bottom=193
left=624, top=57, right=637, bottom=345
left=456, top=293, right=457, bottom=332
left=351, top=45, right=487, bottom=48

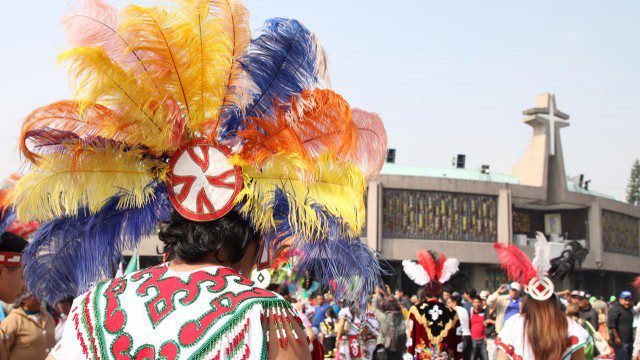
left=1, top=0, right=638, bottom=199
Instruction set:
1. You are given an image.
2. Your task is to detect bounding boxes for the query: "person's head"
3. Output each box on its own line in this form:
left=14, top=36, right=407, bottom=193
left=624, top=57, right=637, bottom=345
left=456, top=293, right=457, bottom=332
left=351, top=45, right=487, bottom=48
left=569, top=290, right=581, bottom=304
left=619, top=291, right=633, bottom=308
left=316, top=295, right=325, bottom=307
left=159, top=211, right=261, bottom=276
left=509, top=282, right=521, bottom=300
left=522, top=295, right=571, bottom=360
left=20, top=294, right=41, bottom=312
left=0, top=232, right=29, bottom=303
left=410, top=295, right=419, bottom=305
left=578, top=295, right=591, bottom=309
left=472, top=296, right=483, bottom=312
left=447, top=294, right=461, bottom=309
left=464, top=288, right=477, bottom=302
left=442, top=290, right=451, bottom=302
left=325, top=307, right=336, bottom=319
left=565, top=303, right=580, bottom=319
left=56, top=297, right=74, bottom=317
left=394, top=289, right=404, bottom=299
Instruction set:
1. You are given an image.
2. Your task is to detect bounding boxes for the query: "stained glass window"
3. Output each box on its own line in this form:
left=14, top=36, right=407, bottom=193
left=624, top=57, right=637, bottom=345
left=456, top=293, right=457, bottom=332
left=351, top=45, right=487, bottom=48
left=382, top=189, right=497, bottom=242
left=602, top=210, right=639, bottom=256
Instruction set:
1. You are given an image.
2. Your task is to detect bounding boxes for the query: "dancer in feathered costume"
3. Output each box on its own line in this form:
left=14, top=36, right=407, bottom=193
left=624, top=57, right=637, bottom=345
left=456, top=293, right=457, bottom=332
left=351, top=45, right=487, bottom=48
left=0, top=176, right=38, bottom=304
left=12, top=0, right=387, bottom=358
left=493, top=232, right=590, bottom=360
left=402, top=251, right=463, bottom=359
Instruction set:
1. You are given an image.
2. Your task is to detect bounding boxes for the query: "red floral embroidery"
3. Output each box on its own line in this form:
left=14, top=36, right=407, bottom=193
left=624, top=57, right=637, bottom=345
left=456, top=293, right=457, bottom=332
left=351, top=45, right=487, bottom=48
left=104, top=278, right=127, bottom=333
left=111, top=334, right=179, bottom=360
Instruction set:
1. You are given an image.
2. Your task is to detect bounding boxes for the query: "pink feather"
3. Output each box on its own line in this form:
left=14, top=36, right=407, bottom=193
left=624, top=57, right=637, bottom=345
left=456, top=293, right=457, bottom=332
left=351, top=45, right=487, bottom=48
left=62, top=0, right=141, bottom=73
left=493, top=243, right=538, bottom=285
left=417, top=250, right=437, bottom=280
left=345, top=109, right=387, bottom=180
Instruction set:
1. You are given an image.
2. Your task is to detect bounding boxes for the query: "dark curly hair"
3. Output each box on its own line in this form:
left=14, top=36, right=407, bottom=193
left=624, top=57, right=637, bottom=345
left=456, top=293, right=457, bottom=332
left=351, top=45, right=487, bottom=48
left=159, top=210, right=260, bottom=264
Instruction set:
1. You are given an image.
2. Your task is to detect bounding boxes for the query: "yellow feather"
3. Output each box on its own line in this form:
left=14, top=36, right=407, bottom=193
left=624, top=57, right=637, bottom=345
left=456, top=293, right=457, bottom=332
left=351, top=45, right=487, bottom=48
left=13, top=144, right=166, bottom=222
left=119, top=2, right=229, bottom=133
left=204, top=0, right=252, bottom=137
left=233, top=154, right=366, bottom=238
left=60, top=46, right=182, bottom=153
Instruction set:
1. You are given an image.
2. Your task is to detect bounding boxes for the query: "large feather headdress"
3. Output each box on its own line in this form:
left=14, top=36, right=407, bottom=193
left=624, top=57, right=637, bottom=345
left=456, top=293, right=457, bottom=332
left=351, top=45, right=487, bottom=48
left=14, top=0, right=387, bottom=305
left=493, top=232, right=556, bottom=301
left=402, top=251, right=460, bottom=297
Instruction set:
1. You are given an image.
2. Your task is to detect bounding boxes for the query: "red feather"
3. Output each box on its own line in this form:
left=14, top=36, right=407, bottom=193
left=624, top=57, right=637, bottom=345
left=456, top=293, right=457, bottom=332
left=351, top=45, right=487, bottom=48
left=633, top=277, right=640, bottom=293
left=435, top=253, right=447, bottom=281
left=417, top=250, right=437, bottom=280
left=493, top=243, right=537, bottom=285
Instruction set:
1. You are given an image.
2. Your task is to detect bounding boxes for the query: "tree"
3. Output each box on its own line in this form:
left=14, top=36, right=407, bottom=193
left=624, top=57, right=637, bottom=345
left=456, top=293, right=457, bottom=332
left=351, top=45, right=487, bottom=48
left=626, top=159, right=640, bottom=206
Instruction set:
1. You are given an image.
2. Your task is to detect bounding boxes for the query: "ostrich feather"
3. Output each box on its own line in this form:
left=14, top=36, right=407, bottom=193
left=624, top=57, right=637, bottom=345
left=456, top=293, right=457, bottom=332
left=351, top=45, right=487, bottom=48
left=633, top=277, right=640, bottom=293
left=439, top=258, right=460, bottom=283
left=119, top=3, right=230, bottom=132
left=549, top=241, right=588, bottom=280
left=435, top=252, right=447, bottom=280
left=532, top=231, right=552, bottom=276
left=347, top=109, right=388, bottom=180
left=237, top=89, right=355, bottom=167
left=20, top=101, right=121, bottom=163
left=13, top=143, right=165, bottom=222
left=62, top=0, right=146, bottom=74
left=417, top=250, right=437, bottom=280
left=402, top=260, right=430, bottom=286
left=256, top=189, right=379, bottom=308
left=22, top=183, right=172, bottom=305
left=204, top=0, right=252, bottom=137
left=60, top=46, right=184, bottom=152
left=234, top=153, right=366, bottom=240
left=219, top=17, right=329, bottom=140
left=493, top=243, right=537, bottom=285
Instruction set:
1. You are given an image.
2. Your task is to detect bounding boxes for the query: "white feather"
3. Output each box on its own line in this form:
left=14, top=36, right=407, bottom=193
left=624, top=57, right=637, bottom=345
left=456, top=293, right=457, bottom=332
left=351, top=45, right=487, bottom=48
left=402, top=260, right=430, bottom=286
left=439, top=258, right=460, bottom=283
left=532, top=231, right=552, bottom=276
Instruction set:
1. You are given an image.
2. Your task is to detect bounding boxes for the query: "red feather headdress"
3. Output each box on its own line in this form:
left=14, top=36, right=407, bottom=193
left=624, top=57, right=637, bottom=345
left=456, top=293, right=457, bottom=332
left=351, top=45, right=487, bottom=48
left=403, top=250, right=460, bottom=296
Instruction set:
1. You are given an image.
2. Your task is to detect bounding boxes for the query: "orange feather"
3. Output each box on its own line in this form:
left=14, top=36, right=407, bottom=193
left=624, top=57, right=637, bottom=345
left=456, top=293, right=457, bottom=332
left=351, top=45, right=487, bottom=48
left=237, top=89, right=355, bottom=167
left=20, top=101, right=117, bottom=164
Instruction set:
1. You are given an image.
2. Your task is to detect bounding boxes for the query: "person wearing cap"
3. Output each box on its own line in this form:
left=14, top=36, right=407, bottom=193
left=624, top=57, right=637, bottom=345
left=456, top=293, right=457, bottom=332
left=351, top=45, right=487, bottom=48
left=0, top=293, right=56, bottom=360
left=0, top=233, right=29, bottom=305
left=577, top=292, right=599, bottom=329
left=609, top=291, right=635, bottom=360
left=486, top=282, right=523, bottom=333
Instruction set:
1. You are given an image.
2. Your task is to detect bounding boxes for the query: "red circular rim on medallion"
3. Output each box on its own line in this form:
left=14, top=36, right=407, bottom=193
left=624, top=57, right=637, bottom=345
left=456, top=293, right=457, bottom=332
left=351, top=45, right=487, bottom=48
left=166, top=139, right=243, bottom=222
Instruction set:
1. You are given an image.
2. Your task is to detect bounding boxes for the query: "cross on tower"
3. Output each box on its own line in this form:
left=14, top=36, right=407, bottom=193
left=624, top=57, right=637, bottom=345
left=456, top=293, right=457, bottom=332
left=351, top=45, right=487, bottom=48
left=523, top=93, right=570, bottom=156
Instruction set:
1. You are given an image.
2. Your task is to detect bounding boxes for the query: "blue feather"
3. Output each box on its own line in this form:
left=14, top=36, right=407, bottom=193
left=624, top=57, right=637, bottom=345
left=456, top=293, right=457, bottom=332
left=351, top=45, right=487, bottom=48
left=23, top=183, right=173, bottom=304
left=251, top=188, right=381, bottom=308
left=220, top=18, right=327, bottom=140
left=0, top=207, right=16, bottom=235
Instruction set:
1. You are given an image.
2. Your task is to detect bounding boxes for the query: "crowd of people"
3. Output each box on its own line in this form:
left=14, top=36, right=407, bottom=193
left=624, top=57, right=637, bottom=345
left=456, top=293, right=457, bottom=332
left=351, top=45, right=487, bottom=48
left=278, top=283, right=640, bottom=360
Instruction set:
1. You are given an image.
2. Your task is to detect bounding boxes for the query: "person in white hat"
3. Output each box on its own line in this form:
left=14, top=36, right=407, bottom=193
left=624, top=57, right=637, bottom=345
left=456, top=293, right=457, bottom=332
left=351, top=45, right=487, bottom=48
left=486, top=282, right=523, bottom=334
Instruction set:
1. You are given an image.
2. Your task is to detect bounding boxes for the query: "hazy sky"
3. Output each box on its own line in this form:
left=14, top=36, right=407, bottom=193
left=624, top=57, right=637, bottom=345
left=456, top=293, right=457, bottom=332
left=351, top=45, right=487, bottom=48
left=1, top=0, right=638, bottom=199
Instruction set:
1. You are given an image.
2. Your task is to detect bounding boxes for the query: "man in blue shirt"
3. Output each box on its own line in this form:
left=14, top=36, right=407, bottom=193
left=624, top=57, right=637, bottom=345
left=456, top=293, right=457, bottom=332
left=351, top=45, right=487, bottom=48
left=312, top=294, right=331, bottom=331
left=487, top=282, right=522, bottom=333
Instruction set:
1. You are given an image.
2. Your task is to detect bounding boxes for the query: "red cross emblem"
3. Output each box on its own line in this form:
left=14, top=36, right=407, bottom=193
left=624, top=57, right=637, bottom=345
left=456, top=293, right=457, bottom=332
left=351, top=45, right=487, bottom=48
left=166, top=139, right=243, bottom=222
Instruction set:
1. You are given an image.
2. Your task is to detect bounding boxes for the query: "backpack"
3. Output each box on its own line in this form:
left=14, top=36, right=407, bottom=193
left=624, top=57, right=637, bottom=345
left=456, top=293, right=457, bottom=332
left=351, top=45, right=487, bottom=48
left=383, top=311, right=407, bottom=353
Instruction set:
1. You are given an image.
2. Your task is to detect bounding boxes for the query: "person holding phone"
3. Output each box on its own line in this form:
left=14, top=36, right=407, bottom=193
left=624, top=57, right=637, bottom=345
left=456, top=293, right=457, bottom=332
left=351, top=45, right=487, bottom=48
left=487, top=282, right=523, bottom=334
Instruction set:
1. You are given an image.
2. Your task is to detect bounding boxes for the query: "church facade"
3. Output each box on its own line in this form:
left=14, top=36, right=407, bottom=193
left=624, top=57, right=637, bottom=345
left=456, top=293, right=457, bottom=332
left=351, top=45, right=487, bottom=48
left=365, top=93, right=640, bottom=297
